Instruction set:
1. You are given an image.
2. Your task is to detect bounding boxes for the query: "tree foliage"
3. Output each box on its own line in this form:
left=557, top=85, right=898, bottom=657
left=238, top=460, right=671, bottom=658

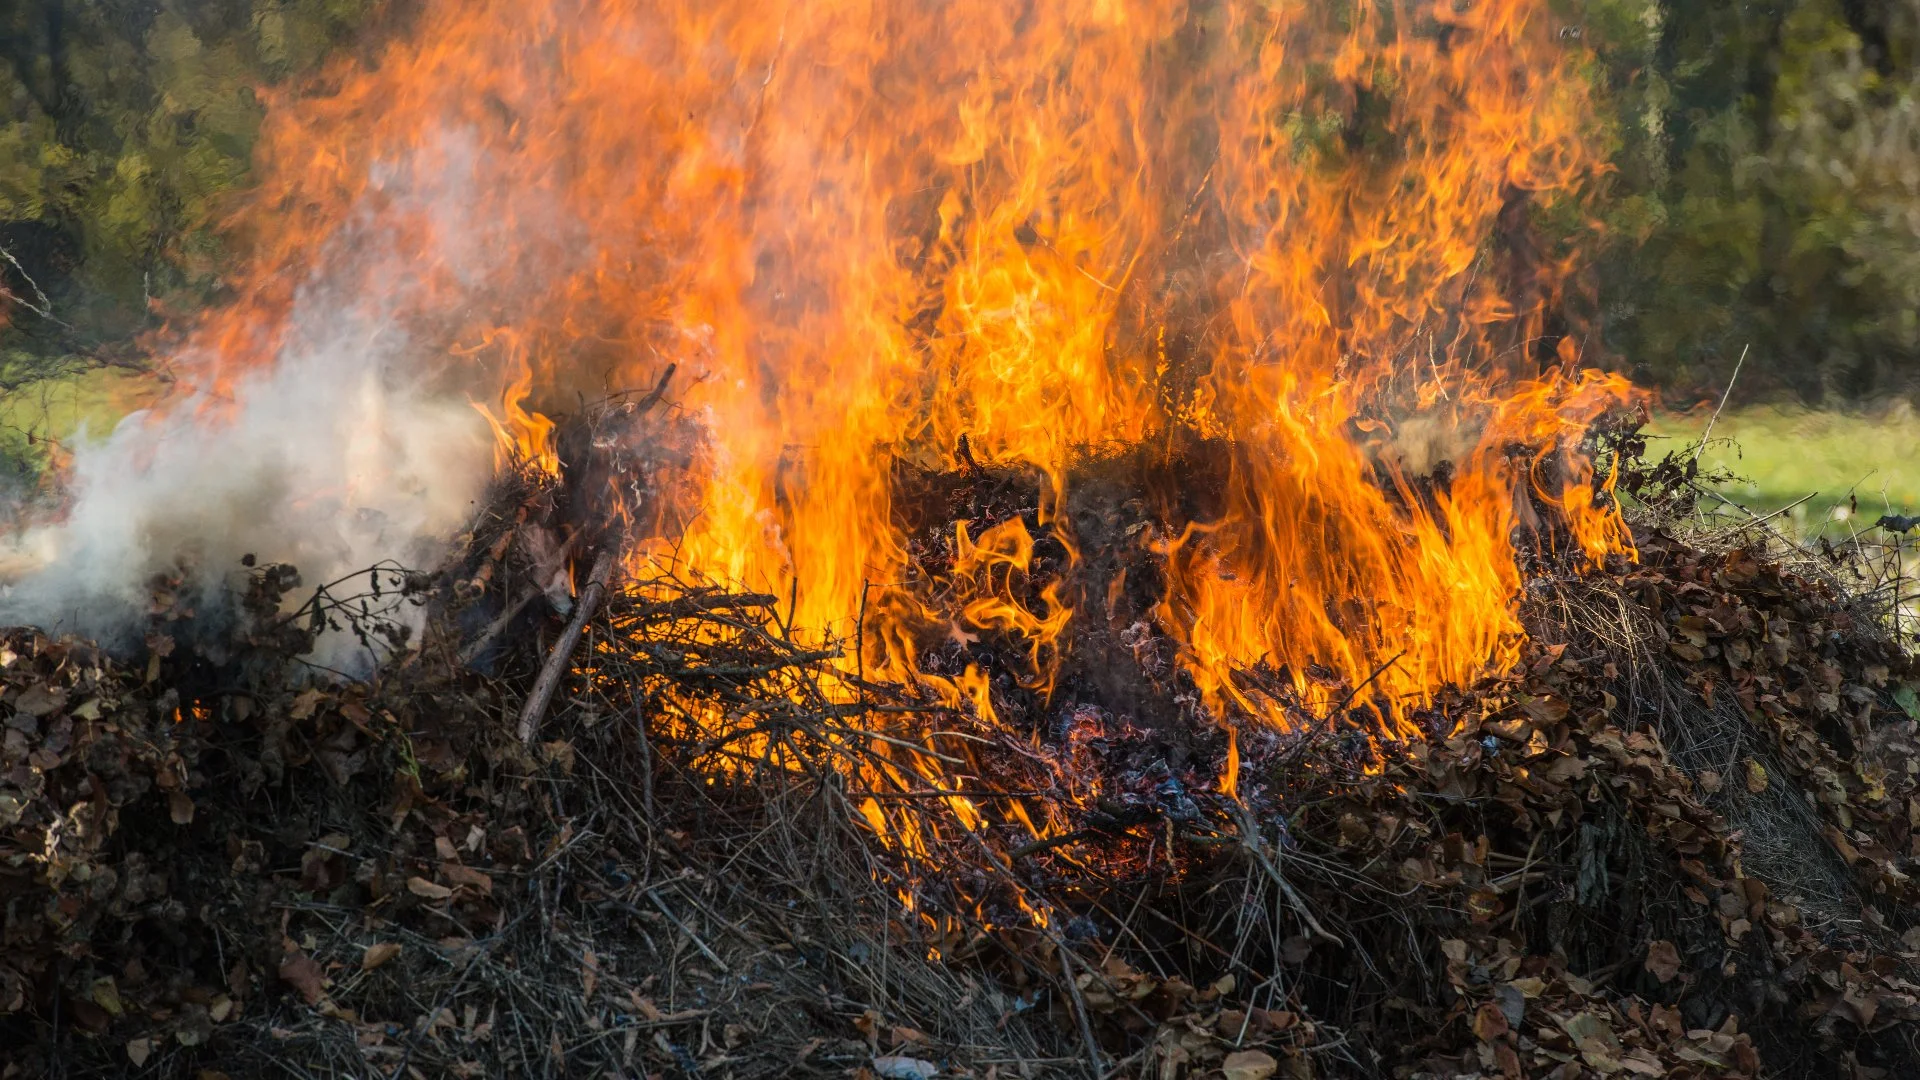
left=4, top=0, right=1920, bottom=407
left=1587, top=0, right=1920, bottom=401
left=0, top=0, right=375, bottom=388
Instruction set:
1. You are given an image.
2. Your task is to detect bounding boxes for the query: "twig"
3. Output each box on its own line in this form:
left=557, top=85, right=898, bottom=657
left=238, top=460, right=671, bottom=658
left=0, top=244, right=71, bottom=328
left=1230, top=803, right=1342, bottom=947
left=519, top=549, right=617, bottom=745
left=1052, top=939, right=1107, bottom=1078
left=457, top=586, right=544, bottom=666
left=645, top=887, right=732, bottom=974
left=1694, top=343, right=1748, bottom=465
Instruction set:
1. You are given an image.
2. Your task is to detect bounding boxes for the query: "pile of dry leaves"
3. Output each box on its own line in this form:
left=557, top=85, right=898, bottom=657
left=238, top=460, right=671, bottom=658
left=2, top=457, right=1918, bottom=1078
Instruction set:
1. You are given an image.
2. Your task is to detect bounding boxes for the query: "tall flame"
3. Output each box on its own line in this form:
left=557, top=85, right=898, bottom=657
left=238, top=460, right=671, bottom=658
left=158, top=0, right=1632, bottom=727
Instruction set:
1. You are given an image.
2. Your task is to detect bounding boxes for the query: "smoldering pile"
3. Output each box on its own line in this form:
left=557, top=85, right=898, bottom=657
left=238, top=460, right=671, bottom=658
left=2, top=411, right=1919, bottom=1080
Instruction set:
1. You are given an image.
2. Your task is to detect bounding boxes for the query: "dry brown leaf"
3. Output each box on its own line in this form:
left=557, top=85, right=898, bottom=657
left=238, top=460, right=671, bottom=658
left=288, top=687, right=326, bottom=721
left=407, top=877, right=453, bottom=901
left=169, top=790, right=195, bottom=825
left=1472, top=1001, right=1510, bottom=1041
left=278, top=951, right=329, bottom=1005
left=442, top=864, right=493, bottom=896
left=362, top=943, right=402, bottom=971
left=1522, top=696, right=1569, bottom=725
left=1646, top=940, right=1682, bottom=983
left=1222, top=1049, right=1279, bottom=1080
left=126, top=1038, right=151, bottom=1067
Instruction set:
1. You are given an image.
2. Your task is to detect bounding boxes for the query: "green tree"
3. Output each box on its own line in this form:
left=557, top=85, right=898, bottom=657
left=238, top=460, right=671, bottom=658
left=1587, top=0, right=1920, bottom=402
left=0, top=0, right=376, bottom=388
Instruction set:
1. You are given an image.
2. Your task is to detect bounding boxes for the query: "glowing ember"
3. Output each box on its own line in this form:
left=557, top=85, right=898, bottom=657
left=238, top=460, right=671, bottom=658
left=151, top=0, right=1632, bottom=727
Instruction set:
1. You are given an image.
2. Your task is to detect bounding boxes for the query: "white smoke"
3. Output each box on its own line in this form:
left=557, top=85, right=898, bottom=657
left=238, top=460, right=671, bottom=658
left=0, top=315, right=492, bottom=667
left=0, top=124, right=516, bottom=667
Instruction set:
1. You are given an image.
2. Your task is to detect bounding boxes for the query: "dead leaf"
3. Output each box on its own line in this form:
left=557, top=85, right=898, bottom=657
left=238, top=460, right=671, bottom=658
left=91, top=976, right=124, bottom=1017
left=1222, top=1049, right=1279, bottom=1080
left=1646, top=939, right=1682, bottom=984
left=442, top=864, right=493, bottom=896
left=288, top=688, right=326, bottom=721
left=126, top=1038, right=152, bottom=1067
left=15, top=685, right=66, bottom=718
left=169, top=791, right=195, bottom=825
left=278, top=951, right=329, bottom=1005
left=407, top=877, right=453, bottom=901
left=1522, top=696, right=1569, bottom=725
left=1745, top=759, right=1769, bottom=794
left=362, top=943, right=402, bottom=971
left=1472, top=1001, right=1510, bottom=1041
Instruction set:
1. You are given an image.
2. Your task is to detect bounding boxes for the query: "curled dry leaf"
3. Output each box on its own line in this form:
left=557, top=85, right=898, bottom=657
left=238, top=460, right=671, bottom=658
left=407, top=876, right=454, bottom=901
left=1222, top=1049, right=1279, bottom=1080
left=277, top=951, right=328, bottom=1005
left=362, top=942, right=402, bottom=971
left=1646, top=939, right=1682, bottom=984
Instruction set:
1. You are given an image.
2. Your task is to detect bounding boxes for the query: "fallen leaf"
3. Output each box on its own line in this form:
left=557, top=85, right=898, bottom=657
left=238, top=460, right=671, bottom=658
left=442, top=864, right=493, bottom=896
left=15, top=685, right=66, bottom=718
left=407, top=877, right=453, bottom=901
left=1472, top=1001, right=1510, bottom=1041
left=1222, top=1049, right=1279, bottom=1080
left=126, top=1038, right=151, bottom=1067
left=278, top=951, right=329, bottom=1005
left=288, top=687, right=326, bottom=721
left=91, top=976, right=124, bottom=1016
left=169, top=791, right=195, bottom=825
left=1646, top=940, right=1682, bottom=984
left=1745, top=760, right=1769, bottom=794
left=362, top=943, right=402, bottom=971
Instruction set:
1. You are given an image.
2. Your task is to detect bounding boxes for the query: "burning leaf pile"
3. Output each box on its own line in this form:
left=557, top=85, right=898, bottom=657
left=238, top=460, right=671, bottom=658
left=3, top=440, right=1919, bottom=1079
left=3, top=0, right=1918, bottom=1076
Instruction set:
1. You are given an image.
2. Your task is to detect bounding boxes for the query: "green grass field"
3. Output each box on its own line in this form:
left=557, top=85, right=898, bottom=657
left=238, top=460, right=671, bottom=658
left=1643, top=403, right=1920, bottom=540
left=0, top=367, right=165, bottom=468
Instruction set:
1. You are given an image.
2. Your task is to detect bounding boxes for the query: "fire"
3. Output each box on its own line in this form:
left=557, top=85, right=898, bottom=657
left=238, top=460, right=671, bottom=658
left=153, top=0, right=1631, bottom=730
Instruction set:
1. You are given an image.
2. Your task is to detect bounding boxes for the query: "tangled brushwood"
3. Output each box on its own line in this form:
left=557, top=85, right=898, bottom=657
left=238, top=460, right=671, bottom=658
left=3, top=425, right=1919, bottom=1080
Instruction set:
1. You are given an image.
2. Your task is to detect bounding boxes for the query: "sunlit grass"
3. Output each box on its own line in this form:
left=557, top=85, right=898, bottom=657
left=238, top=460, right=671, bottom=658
left=1643, top=402, right=1920, bottom=540
left=0, top=366, right=165, bottom=465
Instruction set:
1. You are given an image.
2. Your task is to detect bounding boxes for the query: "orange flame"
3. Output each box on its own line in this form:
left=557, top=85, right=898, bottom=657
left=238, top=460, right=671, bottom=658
left=157, top=0, right=1633, bottom=733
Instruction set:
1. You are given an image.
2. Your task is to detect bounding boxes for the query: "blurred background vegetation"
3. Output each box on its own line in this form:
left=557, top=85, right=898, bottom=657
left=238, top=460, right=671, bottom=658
left=0, top=0, right=379, bottom=480
left=0, top=0, right=1913, bottom=520
left=1586, top=0, right=1920, bottom=403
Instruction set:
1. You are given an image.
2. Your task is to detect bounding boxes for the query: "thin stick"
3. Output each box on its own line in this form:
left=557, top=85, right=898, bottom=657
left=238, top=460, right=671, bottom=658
left=457, top=586, right=543, bottom=666
left=1231, top=803, right=1342, bottom=946
left=519, top=549, right=617, bottom=745
left=646, top=887, right=731, bottom=973
left=1053, top=939, right=1107, bottom=1078
left=1694, top=343, right=1748, bottom=465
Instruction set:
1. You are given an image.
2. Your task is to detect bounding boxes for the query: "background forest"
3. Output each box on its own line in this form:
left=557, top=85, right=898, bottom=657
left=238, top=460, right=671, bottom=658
left=0, top=0, right=1916, bottom=502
